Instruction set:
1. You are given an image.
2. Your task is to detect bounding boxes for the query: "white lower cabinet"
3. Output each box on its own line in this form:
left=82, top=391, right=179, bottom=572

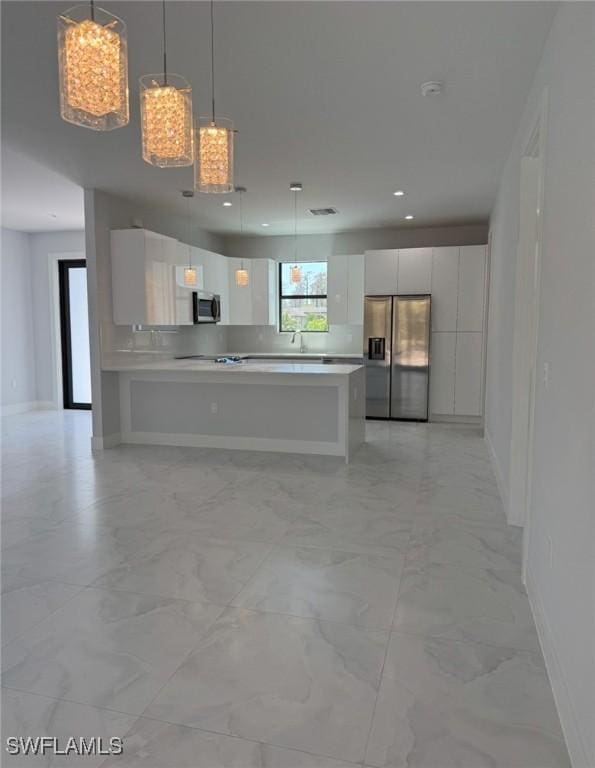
left=430, top=332, right=456, bottom=415
left=454, top=332, right=483, bottom=416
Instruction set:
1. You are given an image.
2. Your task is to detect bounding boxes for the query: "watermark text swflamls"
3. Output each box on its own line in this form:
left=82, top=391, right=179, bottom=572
left=6, top=736, right=123, bottom=757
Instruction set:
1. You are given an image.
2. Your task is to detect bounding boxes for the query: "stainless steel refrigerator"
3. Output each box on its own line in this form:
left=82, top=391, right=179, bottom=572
left=364, top=295, right=431, bottom=420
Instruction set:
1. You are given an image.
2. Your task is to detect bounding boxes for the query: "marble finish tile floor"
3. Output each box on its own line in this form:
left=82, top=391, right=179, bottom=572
left=1, top=410, right=570, bottom=767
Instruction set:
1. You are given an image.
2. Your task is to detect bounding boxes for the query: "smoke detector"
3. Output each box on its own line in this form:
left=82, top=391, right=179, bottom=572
left=420, top=81, right=443, bottom=97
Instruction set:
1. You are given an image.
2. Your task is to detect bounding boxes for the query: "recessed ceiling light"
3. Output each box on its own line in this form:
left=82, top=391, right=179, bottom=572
left=261, top=223, right=270, bottom=227
left=223, top=201, right=232, bottom=207
left=393, top=190, right=405, bottom=197
left=405, top=215, right=414, bottom=220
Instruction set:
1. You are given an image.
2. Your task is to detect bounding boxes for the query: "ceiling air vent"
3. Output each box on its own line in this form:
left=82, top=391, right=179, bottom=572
left=308, top=207, right=339, bottom=216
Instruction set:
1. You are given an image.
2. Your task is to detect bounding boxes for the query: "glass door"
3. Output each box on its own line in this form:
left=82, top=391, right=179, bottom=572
left=58, top=260, right=91, bottom=409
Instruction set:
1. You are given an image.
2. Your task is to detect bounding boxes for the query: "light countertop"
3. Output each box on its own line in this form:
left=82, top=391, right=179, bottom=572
left=102, top=358, right=363, bottom=376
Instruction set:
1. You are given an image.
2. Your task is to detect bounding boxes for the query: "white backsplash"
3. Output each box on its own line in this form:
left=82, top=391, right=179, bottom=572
left=226, top=324, right=363, bottom=355
left=102, top=321, right=360, bottom=362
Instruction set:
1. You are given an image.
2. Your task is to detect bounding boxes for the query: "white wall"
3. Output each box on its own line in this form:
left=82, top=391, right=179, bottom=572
left=1, top=228, right=37, bottom=408
left=485, top=5, right=595, bottom=767
left=222, top=223, right=488, bottom=262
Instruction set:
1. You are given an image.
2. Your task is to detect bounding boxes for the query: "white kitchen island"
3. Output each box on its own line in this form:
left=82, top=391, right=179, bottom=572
left=102, top=359, right=365, bottom=462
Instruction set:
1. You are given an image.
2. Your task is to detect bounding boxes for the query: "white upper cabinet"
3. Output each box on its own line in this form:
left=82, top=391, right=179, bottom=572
left=228, top=258, right=254, bottom=325
left=454, top=332, right=483, bottom=415
left=365, top=250, right=398, bottom=295
left=327, top=255, right=350, bottom=325
left=111, top=229, right=179, bottom=326
left=227, top=258, right=277, bottom=326
left=457, top=245, right=486, bottom=331
left=347, top=254, right=365, bottom=325
left=328, top=254, right=365, bottom=326
left=431, top=247, right=459, bottom=331
left=251, top=259, right=277, bottom=326
left=190, top=247, right=230, bottom=324
left=398, top=248, right=432, bottom=294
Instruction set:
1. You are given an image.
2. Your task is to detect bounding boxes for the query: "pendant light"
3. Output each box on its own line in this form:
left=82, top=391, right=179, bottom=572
left=290, top=182, right=303, bottom=283
left=181, top=190, right=198, bottom=287
left=57, top=1, right=129, bottom=130
left=140, top=0, right=193, bottom=167
left=194, top=0, right=234, bottom=193
left=234, top=187, right=249, bottom=287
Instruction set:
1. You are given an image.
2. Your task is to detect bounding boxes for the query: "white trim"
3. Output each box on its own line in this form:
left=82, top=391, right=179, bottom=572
left=1, top=401, right=56, bottom=416
left=485, top=426, right=511, bottom=523
left=121, top=430, right=345, bottom=457
left=526, top=565, right=590, bottom=768
left=47, top=250, right=85, bottom=409
left=91, top=432, right=121, bottom=450
left=430, top=413, right=482, bottom=426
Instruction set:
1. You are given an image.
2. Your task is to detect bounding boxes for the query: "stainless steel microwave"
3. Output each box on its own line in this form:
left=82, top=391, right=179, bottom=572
left=192, top=291, right=221, bottom=324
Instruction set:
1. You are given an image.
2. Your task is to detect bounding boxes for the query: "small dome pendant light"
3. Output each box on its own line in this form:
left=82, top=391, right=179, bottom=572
left=195, top=0, right=235, bottom=193
left=290, top=183, right=303, bottom=283
left=140, top=0, right=193, bottom=167
left=234, top=187, right=249, bottom=287
left=57, top=0, right=129, bottom=130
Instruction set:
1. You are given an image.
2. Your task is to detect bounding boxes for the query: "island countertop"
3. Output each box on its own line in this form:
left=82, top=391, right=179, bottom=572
left=102, top=358, right=363, bottom=376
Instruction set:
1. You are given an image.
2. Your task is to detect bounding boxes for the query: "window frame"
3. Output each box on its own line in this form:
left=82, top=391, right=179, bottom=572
left=278, top=261, right=328, bottom=333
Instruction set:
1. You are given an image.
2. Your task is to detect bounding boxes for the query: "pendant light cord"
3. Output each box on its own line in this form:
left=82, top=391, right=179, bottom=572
left=294, top=189, right=298, bottom=262
left=90, top=0, right=95, bottom=21
left=162, top=0, right=168, bottom=84
left=210, top=0, right=216, bottom=123
left=239, top=188, right=244, bottom=269
left=186, top=194, right=192, bottom=269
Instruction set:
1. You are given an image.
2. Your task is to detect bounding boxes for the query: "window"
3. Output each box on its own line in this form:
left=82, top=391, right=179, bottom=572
left=279, top=261, right=328, bottom=332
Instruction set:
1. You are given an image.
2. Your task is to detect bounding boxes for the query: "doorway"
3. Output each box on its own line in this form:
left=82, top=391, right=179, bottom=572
left=58, top=259, right=91, bottom=409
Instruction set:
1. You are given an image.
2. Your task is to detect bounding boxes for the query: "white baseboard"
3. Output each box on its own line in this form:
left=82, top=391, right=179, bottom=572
left=121, top=430, right=346, bottom=458
left=430, top=413, right=483, bottom=426
left=1, top=401, right=57, bottom=416
left=526, top=566, right=591, bottom=768
left=91, top=432, right=121, bottom=450
left=484, top=427, right=512, bottom=522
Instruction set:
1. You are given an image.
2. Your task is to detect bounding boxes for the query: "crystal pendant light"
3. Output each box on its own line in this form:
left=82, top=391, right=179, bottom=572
left=234, top=187, right=249, bottom=287
left=182, top=190, right=198, bottom=286
left=195, top=0, right=234, bottom=193
left=57, top=1, right=129, bottom=130
left=140, top=0, right=193, bottom=167
left=290, top=183, right=302, bottom=283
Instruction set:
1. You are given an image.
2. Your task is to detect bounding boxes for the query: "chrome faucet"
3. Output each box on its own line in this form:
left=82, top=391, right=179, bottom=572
left=291, top=329, right=306, bottom=353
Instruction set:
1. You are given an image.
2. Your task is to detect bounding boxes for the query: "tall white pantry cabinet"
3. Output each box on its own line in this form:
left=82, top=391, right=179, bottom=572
left=364, top=244, right=487, bottom=420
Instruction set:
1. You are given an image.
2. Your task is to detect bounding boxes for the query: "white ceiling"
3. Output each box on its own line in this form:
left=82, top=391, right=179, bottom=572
left=1, top=146, right=84, bottom=232
left=1, top=1, right=556, bottom=235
